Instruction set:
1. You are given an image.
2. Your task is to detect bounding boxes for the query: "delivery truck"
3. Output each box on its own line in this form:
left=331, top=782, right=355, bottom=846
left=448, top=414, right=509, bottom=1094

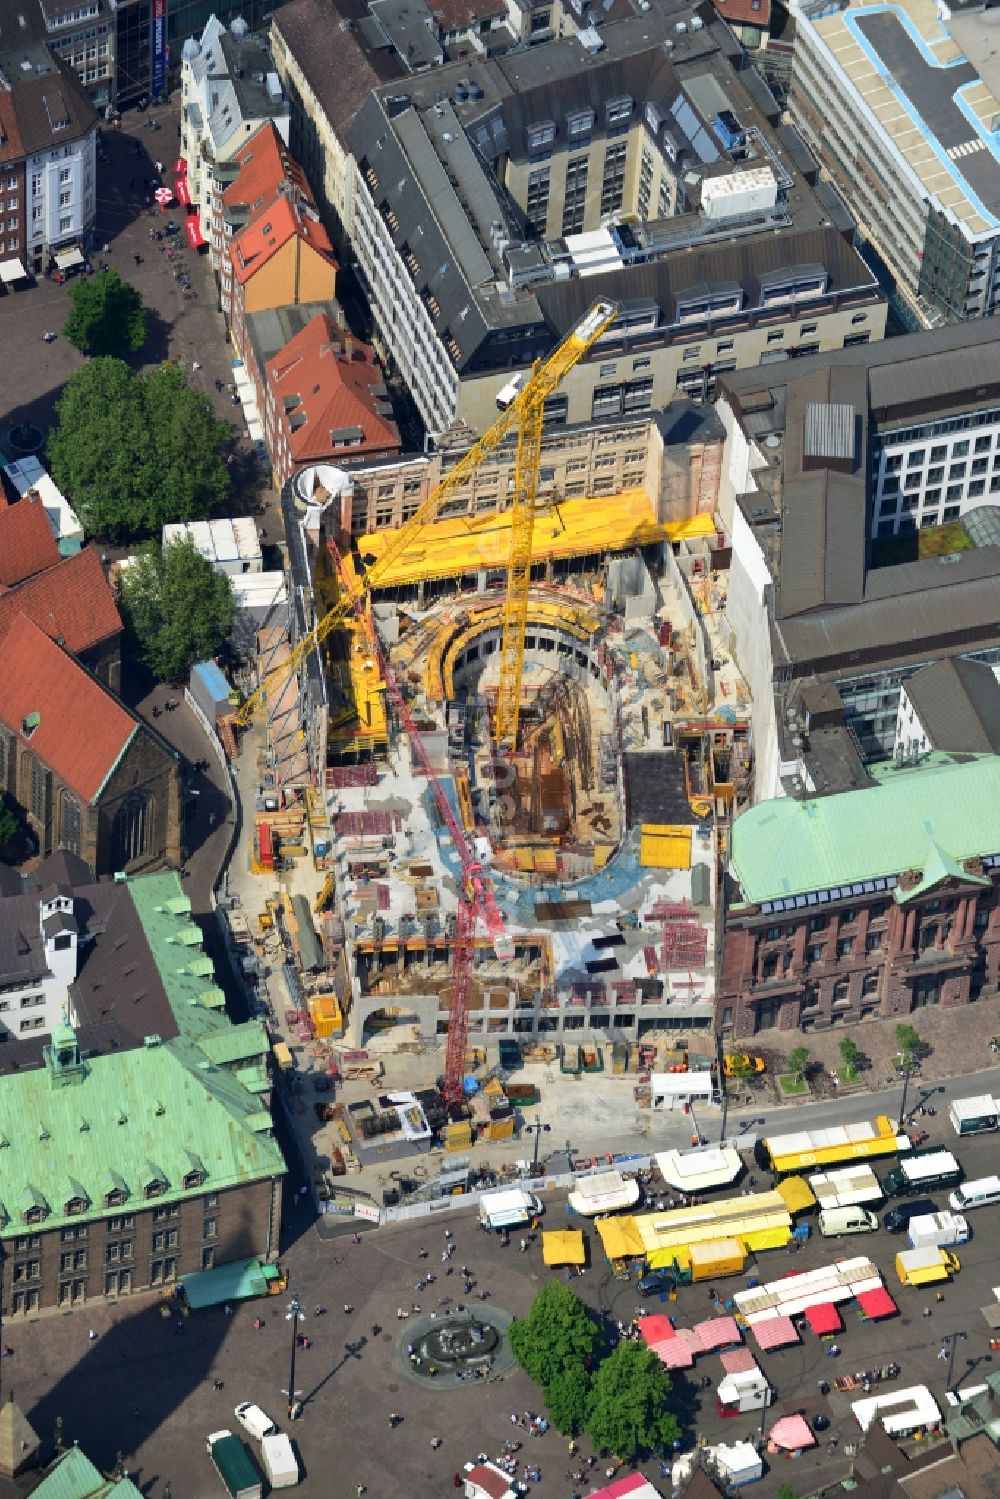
left=948, top=1095, right=1000, bottom=1137
left=894, top=1246, right=960, bottom=1288
left=261, top=1433, right=299, bottom=1489
left=906, top=1211, right=968, bottom=1250
left=479, top=1187, right=542, bottom=1230
left=882, top=1150, right=962, bottom=1198
left=817, top=1206, right=878, bottom=1237
left=206, top=1431, right=263, bottom=1499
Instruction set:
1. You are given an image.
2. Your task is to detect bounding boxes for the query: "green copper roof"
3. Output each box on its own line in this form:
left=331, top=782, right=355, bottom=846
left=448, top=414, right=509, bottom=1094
left=895, top=840, right=991, bottom=904
left=731, top=753, right=1000, bottom=905
left=31, top=1445, right=143, bottom=1499
left=0, top=871, right=284, bottom=1241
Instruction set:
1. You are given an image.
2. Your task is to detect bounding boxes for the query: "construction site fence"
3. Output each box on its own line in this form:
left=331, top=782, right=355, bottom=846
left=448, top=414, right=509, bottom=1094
left=184, top=687, right=230, bottom=776
left=376, top=1135, right=760, bottom=1224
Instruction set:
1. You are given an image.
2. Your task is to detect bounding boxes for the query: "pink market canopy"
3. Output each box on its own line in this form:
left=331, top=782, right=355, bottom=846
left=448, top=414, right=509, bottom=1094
left=693, top=1316, right=742, bottom=1350
left=154, top=187, right=173, bottom=208
left=637, top=1315, right=675, bottom=1346
left=720, top=1347, right=759, bottom=1376
left=767, top=1414, right=816, bottom=1453
left=857, top=1287, right=898, bottom=1320
left=749, top=1315, right=799, bottom=1351
left=804, top=1301, right=842, bottom=1337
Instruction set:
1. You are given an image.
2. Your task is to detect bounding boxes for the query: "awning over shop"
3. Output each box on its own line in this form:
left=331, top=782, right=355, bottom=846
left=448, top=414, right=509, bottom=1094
left=857, top=1286, right=897, bottom=1320
left=0, top=257, right=27, bottom=283
left=542, top=1229, right=586, bottom=1266
left=804, top=1301, right=841, bottom=1337
left=175, top=177, right=192, bottom=206
left=749, top=1314, right=799, bottom=1350
left=180, top=1256, right=279, bottom=1309
left=185, top=217, right=207, bottom=250
left=767, top=1414, right=816, bottom=1453
left=173, top=157, right=187, bottom=176
left=53, top=247, right=84, bottom=271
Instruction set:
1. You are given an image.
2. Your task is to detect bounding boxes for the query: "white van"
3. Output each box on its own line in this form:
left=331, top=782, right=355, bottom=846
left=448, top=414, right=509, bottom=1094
left=949, top=1175, right=1000, bottom=1212
left=818, top=1206, right=879, bottom=1237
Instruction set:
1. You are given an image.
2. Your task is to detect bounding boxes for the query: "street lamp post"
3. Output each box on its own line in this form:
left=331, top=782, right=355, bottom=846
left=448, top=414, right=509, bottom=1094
left=943, top=1330, right=968, bottom=1395
left=897, top=1059, right=916, bottom=1131
left=526, top=1116, right=551, bottom=1174
left=284, top=1291, right=303, bottom=1420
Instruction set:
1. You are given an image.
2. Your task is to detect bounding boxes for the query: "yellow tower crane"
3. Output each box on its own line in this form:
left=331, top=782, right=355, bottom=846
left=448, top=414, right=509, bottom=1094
left=233, top=298, right=618, bottom=742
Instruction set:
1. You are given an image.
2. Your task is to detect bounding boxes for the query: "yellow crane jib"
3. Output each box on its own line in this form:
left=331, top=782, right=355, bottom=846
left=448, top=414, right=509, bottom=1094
left=233, top=298, right=618, bottom=733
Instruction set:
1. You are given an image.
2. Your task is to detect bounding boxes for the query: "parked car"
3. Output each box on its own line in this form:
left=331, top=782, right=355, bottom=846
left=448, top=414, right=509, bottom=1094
left=882, top=1198, right=938, bottom=1233
left=638, top=1268, right=677, bottom=1296
left=234, top=1403, right=277, bottom=1441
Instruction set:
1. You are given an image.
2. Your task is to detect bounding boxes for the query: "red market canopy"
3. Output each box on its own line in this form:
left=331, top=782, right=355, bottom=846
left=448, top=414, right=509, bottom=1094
left=173, top=157, right=187, bottom=176
left=767, top=1414, right=816, bottom=1453
left=857, top=1286, right=898, bottom=1320
left=185, top=217, right=207, bottom=250
left=652, top=1337, right=694, bottom=1370
left=750, top=1314, right=799, bottom=1351
left=637, top=1315, right=675, bottom=1347
left=720, top=1347, right=758, bottom=1375
left=174, top=177, right=192, bottom=207
left=804, top=1301, right=842, bottom=1336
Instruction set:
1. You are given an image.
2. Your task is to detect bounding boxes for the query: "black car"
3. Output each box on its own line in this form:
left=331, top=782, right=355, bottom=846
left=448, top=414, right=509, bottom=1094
left=638, top=1268, right=677, bottom=1296
left=883, top=1197, right=938, bottom=1233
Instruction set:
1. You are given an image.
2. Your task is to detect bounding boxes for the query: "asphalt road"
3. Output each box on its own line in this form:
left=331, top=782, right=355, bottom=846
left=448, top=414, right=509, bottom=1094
left=8, top=1103, right=999, bottom=1499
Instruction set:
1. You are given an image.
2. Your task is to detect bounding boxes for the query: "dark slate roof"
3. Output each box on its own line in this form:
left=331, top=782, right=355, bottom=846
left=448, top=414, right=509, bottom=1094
left=0, top=895, right=45, bottom=987
left=0, top=40, right=97, bottom=155
left=905, top=657, right=1000, bottom=754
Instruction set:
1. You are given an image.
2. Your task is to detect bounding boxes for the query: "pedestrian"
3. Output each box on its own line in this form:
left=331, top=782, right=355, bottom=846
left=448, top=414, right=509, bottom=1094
left=344, top=1303, right=353, bottom=1314
left=155, top=159, right=163, bottom=175
left=453, top=1476, right=462, bottom=1490
left=88, top=1329, right=97, bottom=1342
left=213, top=1378, right=224, bottom=1390
left=431, top=1436, right=442, bottom=1449
left=357, top=1486, right=366, bottom=1496
left=519, top=1238, right=528, bottom=1252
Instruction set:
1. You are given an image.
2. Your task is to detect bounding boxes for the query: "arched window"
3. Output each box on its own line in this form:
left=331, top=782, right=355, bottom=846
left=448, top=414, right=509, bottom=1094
left=113, top=790, right=152, bottom=868
left=61, top=792, right=81, bottom=854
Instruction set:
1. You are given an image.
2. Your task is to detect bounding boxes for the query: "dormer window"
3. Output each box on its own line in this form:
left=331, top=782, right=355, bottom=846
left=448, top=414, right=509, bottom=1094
left=65, top=1195, right=87, bottom=1216
left=104, top=1188, right=126, bottom=1208
left=24, top=1205, right=44, bottom=1225
left=566, top=109, right=594, bottom=139
left=145, top=1179, right=166, bottom=1199
left=606, top=97, right=633, bottom=125
left=183, top=1169, right=206, bottom=1190
left=525, top=120, right=556, bottom=154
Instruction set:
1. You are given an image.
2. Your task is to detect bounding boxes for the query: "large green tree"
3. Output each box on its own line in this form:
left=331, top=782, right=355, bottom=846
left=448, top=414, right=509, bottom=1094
left=585, top=1342, right=681, bottom=1459
left=0, top=796, right=19, bottom=849
left=545, top=1363, right=593, bottom=1436
left=63, top=270, right=147, bottom=357
left=47, top=359, right=230, bottom=541
left=119, top=535, right=235, bottom=681
left=508, top=1283, right=600, bottom=1391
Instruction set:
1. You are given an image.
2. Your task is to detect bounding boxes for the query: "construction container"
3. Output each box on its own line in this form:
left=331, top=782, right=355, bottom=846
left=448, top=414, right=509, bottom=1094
left=444, top=1120, right=473, bottom=1151
left=272, top=1041, right=293, bottom=1073
left=612, top=1043, right=629, bottom=1077
left=689, top=1238, right=745, bottom=1281
left=280, top=844, right=308, bottom=859
left=308, top=993, right=342, bottom=1038
left=487, top=1117, right=515, bottom=1141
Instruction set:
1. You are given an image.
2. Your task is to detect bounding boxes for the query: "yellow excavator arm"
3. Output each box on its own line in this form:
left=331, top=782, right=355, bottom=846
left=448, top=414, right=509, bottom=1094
left=234, top=298, right=617, bottom=731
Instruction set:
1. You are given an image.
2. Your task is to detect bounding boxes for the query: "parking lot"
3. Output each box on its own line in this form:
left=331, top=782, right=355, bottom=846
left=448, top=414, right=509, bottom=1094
left=4, top=1114, right=998, bottom=1497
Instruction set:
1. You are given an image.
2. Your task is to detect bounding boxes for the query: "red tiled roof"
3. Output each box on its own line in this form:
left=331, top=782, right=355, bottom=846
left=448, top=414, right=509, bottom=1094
left=466, top=1466, right=511, bottom=1499
left=0, top=615, right=136, bottom=802
left=223, top=120, right=313, bottom=214
left=266, top=311, right=400, bottom=463
left=711, top=0, right=772, bottom=29
left=0, top=496, right=61, bottom=587
left=230, top=194, right=336, bottom=286
left=431, top=0, right=505, bottom=31
left=0, top=548, right=122, bottom=656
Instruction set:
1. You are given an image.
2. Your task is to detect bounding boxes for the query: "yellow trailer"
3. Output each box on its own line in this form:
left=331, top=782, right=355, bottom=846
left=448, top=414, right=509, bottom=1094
left=689, top=1238, right=745, bottom=1280
left=895, top=1247, right=960, bottom=1287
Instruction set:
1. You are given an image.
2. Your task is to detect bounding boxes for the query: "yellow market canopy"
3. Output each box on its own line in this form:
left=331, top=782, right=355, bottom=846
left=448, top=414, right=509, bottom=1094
left=542, top=1229, right=586, bottom=1266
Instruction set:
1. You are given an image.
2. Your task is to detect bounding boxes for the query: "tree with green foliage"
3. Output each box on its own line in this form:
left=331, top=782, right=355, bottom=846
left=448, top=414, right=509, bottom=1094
left=726, top=1054, right=756, bottom=1083
left=0, top=796, right=19, bottom=850
left=776, top=1485, right=799, bottom=1499
left=545, top=1363, right=593, bottom=1436
left=895, top=1023, right=921, bottom=1068
left=838, top=1036, right=861, bottom=1078
left=119, top=535, right=235, bottom=682
left=585, top=1342, right=681, bottom=1459
left=786, top=1045, right=810, bottom=1084
left=508, top=1283, right=600, bottom=1391
left=63, top=270, right=147, bottom=357
left=47, top=359, right=230, bottom=542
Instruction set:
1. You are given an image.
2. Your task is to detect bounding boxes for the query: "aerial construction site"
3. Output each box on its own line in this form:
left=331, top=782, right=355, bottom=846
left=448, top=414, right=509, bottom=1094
left=230, top=301, right=752, bottom=1184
